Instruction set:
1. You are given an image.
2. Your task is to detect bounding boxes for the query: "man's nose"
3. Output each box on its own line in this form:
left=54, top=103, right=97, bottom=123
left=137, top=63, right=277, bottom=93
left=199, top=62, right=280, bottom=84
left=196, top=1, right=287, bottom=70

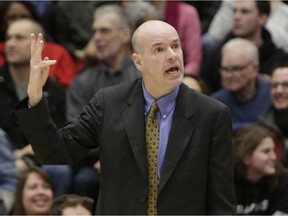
left=167, top=48, right=177, bottom=61
left=275, top=84, right=284, bottom=93
left=233, top=10, right=241, bottom=20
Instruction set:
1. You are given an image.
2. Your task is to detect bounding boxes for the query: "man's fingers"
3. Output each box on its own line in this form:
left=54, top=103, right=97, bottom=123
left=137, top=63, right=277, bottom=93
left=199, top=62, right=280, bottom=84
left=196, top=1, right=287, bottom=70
left=34, top=33, right=44, bottom=61
left=33, top=60, right=57, bottom=69
left=30, top=33, right=36, bottom=54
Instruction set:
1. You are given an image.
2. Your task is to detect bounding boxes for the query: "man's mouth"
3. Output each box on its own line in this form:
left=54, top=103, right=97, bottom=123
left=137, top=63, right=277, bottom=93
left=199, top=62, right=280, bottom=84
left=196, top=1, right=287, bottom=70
left=166, top=67, right=179, bottom=74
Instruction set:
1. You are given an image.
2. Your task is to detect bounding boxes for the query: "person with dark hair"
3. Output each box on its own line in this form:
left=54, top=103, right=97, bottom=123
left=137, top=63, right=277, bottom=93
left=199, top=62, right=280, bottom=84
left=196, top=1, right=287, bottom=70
left=258, top=61, right=288, bottom=167
left=0, top=18, right=72, bottom=197
left=0, top=1, right=40, bottom=42
left=233, top=124, right=288, bottom=215
left=12, top=20, right=236, bottom=214
left=201, top=0, right=288, bottom=93
left=50, top=194, right=93, bottom=215
left=12, top=166, right=54, bottom=215
left=0, top=1, right=77, bottom=87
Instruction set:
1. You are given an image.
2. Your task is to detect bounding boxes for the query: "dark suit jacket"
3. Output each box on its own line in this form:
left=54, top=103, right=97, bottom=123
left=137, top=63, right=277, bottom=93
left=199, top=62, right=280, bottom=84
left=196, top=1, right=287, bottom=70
left=13, top=78, right=236, bottom=214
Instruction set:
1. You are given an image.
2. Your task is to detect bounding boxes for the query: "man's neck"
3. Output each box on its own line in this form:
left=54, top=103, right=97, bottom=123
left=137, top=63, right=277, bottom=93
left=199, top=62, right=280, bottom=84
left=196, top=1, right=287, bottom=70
left=244, top=29, right=263, bottom=47
left=104, top=49, right=127, bottom=72
left=234, top=81, right=256, bottom=102
left=9, top=63, right=30, bottom=85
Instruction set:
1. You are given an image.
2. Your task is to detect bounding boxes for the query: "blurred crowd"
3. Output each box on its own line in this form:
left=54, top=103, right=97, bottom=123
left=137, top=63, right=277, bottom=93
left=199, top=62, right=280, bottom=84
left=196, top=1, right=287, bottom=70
left=1, top=0, right=288, bottom=215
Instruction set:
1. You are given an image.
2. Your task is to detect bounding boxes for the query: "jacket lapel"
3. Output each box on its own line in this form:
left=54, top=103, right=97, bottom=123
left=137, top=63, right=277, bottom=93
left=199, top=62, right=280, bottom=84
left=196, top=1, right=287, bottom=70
left=158, top=84, right=195, bottom=193
left=122, top=80, right=147, bottom=179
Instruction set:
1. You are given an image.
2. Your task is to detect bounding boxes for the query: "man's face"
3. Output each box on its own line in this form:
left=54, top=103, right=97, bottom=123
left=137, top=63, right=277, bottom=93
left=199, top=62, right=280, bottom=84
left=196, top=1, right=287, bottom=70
left=92, top=13, right=128, bottom=62
left=271, top=68, right=288, bottom=110
left=5, top=21, right=32, bottom=65
left=233, top=1, right=264, bottom=37
left=133, top=22, right=184, bottom=97
left=220, top=49, right=257, bottom=92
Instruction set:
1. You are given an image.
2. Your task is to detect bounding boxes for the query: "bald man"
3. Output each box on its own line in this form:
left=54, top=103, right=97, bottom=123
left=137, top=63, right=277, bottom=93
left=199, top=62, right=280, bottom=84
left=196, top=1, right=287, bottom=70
left=212, top=38, right=271, bottom=133
left=12, top=20, right=236, bottom=214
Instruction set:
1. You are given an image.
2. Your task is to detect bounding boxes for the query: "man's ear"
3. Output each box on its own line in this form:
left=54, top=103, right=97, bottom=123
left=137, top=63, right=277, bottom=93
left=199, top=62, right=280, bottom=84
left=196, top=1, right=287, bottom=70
left=132, top=52, right=143, bottom=72
left=251, top=61, right=259, bottom=79
left=258, top=14, right=268, bottom=27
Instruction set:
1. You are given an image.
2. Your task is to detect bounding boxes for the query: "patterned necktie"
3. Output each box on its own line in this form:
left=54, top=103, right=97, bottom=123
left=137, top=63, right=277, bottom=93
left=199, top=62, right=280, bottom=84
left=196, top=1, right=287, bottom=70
left=146, top=102, right=159, bottom=215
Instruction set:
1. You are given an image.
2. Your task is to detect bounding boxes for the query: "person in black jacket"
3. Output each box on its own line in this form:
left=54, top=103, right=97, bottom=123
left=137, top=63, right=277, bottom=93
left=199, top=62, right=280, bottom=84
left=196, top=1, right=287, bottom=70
left=234, top=125, right=288, bottom=215
left=201, top=0, right=288, bottom=93
left=12, top=20, right=236, bottom=215
left=0, top=18, right=71, bottom=196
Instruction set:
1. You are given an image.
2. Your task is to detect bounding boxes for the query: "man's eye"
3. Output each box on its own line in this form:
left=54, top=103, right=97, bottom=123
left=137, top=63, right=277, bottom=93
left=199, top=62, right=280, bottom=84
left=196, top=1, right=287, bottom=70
left=172, top=44, right=179, bottom=49
left=155, top=48, right=162, bottom=53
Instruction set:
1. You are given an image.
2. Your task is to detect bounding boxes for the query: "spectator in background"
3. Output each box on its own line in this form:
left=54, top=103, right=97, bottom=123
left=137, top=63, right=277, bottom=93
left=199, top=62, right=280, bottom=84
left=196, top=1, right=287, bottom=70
left=0, top=1, right=40, bottom=42
left=0, top=129, right=18, bottom=215
left=0, top=18, right=71, bottom=196
left=12, top=166, right=54, bottom=215
left=53, top=1, right=103, bottom=68
left=123, top=1, right=158, bottom=57
left=50, top=194, right=93, bottom=215
left=258, top=61, right=288, bottom=167
left=184, top=1, right=221, bottom=35
left=149, top=0, right=202, bottom=76
left=212, top=38, right=271, bottom=133
left=0, top=1, right=77, bottom=87
left=67, top=4, right=140, bottom=119
left=233, top=125, right=288, bottom=215
left=0, top=1, right=41, bottom=69
left=204, top=0, right=288, bottom=53
left=201, top=0, right=288, bottom=93
left=66, top=4, right=140, bottom=209
left=124, top=1, right=158, bottom=33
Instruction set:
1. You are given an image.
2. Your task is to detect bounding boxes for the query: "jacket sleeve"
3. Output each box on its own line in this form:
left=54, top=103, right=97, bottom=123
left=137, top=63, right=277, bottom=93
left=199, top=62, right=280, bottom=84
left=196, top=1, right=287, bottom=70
left=12, top=89, right=104, bottom=165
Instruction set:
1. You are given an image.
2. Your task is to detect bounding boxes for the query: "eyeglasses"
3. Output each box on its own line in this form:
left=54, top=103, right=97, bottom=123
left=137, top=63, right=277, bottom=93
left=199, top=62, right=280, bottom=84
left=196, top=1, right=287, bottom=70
left=271, top=81, right=288, bottom=89
left=220, top=61, right=252, bottom=74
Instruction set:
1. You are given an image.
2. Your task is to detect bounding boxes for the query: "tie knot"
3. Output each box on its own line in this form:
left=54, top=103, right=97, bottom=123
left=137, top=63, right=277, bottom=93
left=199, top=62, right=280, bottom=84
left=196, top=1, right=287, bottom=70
left=150, top=102, right=159, bottom=116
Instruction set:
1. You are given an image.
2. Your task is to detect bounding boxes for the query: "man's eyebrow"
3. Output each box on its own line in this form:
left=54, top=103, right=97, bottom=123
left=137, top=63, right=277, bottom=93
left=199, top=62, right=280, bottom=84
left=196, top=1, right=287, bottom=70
left=151, top=42, right=163, bottom=48
left=151, top=39, right=180, bottom=48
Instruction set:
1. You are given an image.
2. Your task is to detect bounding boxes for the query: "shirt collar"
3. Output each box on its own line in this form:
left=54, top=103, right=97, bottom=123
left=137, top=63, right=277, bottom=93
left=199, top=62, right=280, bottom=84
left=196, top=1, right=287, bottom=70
left=142, top=81, right=179, bottom=118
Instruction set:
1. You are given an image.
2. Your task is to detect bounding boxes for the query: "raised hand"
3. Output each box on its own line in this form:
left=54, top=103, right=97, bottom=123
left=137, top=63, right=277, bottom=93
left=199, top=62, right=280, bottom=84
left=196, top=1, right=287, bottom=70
left=27, top=33, right=56, bottom=106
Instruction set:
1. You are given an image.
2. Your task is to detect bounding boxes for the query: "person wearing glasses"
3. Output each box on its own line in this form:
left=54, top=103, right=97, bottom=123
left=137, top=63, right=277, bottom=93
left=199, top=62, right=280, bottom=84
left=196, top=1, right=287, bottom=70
left=258, top=61, right=288, bottom=167
left=211, top=38, right=271, bottom=133
left=65, top=4, right=140, bottom=211
left=201, top=0, right=288, bottom=93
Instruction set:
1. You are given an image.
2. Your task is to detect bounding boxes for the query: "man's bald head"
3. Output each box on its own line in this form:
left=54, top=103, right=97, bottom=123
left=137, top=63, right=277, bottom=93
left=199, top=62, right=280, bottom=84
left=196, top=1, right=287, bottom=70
left=131, top=20, right=178, bottom=54
left=222, top=38, right=259, bottom=63
left=8, top=18, right=44, bottom=38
